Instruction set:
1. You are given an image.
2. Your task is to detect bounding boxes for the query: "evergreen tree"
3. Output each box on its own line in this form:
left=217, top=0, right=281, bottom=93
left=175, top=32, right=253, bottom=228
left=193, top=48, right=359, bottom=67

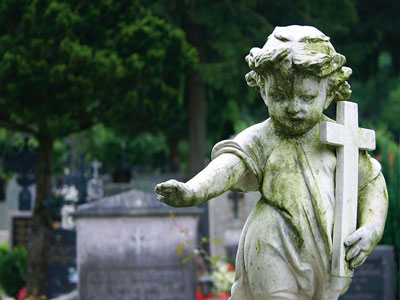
left=0, top=0, right=195, bottom=294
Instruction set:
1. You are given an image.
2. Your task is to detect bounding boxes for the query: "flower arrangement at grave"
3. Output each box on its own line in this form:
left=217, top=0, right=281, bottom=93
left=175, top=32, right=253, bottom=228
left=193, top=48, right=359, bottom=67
left=17, top=287, right=46, bottom=300
left=210, top=261, right=235, bottom=298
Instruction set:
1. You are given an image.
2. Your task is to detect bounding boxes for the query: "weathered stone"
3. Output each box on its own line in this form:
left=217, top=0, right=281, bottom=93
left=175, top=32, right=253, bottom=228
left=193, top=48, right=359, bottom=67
left=156, top=25, right=388, bottom=300
left=74, top=188, right=202, bottom=300
left=208, top=191, right=259, bottom=259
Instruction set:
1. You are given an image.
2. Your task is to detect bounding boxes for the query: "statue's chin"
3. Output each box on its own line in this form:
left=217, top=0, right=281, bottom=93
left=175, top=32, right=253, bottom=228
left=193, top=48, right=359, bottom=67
left=272, top=118, right=317, bottom=137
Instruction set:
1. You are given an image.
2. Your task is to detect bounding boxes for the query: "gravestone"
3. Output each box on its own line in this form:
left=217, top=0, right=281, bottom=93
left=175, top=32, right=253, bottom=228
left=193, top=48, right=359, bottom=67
left=8, top=210, right=32, bottom=250
left=47, top=228, right=77, bottom=299
left=86, top=159, right=104, bottom=201
left=0, top=176, right=22, bottom=230
left=208, top=191, right=259, bottom=258
left=74, top=188, right=202, bottom=300
left=339, top=245, right=395, bottom=300
left=8, top=212, right=77, bottom=298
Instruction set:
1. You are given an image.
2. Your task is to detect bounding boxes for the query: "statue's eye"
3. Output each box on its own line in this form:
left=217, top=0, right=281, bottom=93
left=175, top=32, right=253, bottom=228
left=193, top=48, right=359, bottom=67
left=302, top=95, right=316, bottom=102
left=269, top=92, right=285, bottom=101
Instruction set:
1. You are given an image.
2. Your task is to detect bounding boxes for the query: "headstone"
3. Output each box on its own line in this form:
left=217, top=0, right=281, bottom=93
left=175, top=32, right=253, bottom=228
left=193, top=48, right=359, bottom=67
left=47, top=228, right=77, bottom=299
left=8, top=210, right=32, bottom=250
left=208, top=191, right=259, bottom=259
left=0, top=176, right=22, bottom=230
left=86, top=159, right=104, bottom=201
left=74, top=188, right=202, bottom=300
left=339, top=245, right=395, bottom=300
left=0, top=201, right=8, bottom=231
left=8, top=212, right=77, bottom=298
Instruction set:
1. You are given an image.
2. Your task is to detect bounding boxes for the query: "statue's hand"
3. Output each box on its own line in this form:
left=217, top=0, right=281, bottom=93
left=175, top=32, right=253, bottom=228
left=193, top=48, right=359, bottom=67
left=155, top=180, right=196, bottom=207
left=344, top=225, right=379, bottom=269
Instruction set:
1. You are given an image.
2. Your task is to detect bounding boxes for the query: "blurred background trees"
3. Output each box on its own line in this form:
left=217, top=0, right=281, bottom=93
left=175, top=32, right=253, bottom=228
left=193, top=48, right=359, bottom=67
left=0, top=0, right=196, bottom=294
left=0, top=0, right=399, bottom=295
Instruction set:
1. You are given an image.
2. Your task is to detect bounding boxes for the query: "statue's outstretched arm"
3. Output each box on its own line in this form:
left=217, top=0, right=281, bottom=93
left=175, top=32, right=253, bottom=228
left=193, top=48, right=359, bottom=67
left=155, top=153, right=247, bottom=207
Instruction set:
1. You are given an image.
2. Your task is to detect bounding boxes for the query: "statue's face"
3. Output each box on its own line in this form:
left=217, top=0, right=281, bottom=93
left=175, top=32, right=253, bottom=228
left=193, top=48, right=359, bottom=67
left=261, top=73, right=331, bottom=136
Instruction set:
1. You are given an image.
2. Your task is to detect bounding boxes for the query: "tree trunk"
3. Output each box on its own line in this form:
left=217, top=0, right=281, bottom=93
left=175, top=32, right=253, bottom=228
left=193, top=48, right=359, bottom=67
left=183, top=10, right=209, bottom=254
left=27, top=137, right=54, bottom=296
left=184, top=12, right=207, bottom=178
left=187, top=71, right=207, bottom=177
left=168, top=138, right=180, bottom=172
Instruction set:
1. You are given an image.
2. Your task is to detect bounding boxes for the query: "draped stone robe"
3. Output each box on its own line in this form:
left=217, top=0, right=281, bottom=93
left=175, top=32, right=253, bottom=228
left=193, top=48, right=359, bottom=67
left=211, top=116, right=382, bottom=300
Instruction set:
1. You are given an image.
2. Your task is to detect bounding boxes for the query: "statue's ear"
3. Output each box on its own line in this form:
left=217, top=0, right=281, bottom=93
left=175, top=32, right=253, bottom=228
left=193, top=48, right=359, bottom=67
left=323, top=83, right=335, bottom=110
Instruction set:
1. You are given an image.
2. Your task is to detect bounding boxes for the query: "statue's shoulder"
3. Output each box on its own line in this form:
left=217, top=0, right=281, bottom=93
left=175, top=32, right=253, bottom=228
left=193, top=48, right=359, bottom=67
left=234, top=118, right=273, bottom=145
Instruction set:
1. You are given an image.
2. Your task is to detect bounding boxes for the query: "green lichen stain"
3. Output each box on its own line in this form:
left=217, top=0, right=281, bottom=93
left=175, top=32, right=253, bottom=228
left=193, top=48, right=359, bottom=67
left=255, top=239, right=261, bottom=254
left=303, top=42, right=331, bottom=55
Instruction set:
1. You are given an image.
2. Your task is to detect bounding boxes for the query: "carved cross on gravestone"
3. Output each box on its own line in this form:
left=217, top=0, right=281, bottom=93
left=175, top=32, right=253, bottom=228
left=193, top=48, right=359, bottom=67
left=228, top=192, right=244, bottom=219
left=131, top=228, right=146, bottom=255
left=91, top=159, right=102, bottom=178
left=320, top=101, right=375, bottom=278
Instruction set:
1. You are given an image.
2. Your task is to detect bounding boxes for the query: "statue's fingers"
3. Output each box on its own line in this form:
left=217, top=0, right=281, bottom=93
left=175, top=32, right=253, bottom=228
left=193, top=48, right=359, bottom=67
left=345, top=230, right=363, bottom=247
left=155, top=184, right=164, bottom=194
left=346, top=245, right=360, bottom=261
left=157, top=195, right=166, bottom=203
left=350, top=252, right=367, bottom=269
left=155, top=187, right=178, bottom=199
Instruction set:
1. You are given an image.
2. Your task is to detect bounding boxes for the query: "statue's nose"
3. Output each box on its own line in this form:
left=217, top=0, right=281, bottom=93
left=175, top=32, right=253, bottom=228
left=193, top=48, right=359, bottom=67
left=287, top=99, right=301, bottom=115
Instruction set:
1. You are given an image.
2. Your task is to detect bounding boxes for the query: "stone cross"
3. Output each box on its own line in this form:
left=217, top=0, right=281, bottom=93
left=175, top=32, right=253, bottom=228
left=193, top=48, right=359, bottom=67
left=320, top=101, right=375, bottom=278
left=228, top=191, right=244, bottom=219
left=91, top=159, right=102, bottom=178
left=131, top=228, right=146, bottom=255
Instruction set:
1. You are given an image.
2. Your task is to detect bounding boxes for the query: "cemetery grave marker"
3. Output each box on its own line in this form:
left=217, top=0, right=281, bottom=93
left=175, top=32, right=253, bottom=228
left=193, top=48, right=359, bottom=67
left=339, top=245, right=395, bottom=300
left=8, top=210, right=32, bottom=250
left=47, top=228, right=77, bottom=298
left=74, top=188, right=202, bottom=300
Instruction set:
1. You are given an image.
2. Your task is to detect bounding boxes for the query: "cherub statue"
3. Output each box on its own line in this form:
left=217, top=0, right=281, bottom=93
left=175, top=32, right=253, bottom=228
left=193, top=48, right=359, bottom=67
left=155, top=25, right=388, bottom=300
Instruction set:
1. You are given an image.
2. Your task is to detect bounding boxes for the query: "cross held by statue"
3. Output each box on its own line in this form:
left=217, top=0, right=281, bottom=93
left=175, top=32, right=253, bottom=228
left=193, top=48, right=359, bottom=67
left=319, top=101, right=375, bottom=278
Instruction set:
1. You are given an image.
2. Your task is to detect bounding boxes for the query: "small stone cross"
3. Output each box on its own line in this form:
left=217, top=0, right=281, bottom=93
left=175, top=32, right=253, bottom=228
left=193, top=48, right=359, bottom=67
left=228, top=192, right=244, bottom=219
left=91, top=159, right=102, bottom=178
left=320, top=101, right=375, bottom=278
left=131, top=228, right=146, bottom=255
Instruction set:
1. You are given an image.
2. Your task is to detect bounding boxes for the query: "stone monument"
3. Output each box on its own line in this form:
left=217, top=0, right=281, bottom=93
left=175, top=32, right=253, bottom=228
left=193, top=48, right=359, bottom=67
left=156, top=25, right=388, bottom=300
left=86, top=159, right=104, bottom=201
left=74, top=188, right=202, bottom=300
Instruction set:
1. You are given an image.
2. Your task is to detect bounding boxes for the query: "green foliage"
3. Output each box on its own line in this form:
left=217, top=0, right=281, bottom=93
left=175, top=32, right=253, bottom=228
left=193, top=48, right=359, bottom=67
left=380, top=85, right=400, bottom=133
left=376, top=129, right=400, bottom=249
left=0, top=2, right=197, bottom=293
left=0, top=243, right=7, bottom=257
left=0, top=247, right=28, bottom=298
left=375, top=129, right=400, bottom=289
left=0, top=0, right=196, bottom=140
left=74, top=124, right=169, bottom=173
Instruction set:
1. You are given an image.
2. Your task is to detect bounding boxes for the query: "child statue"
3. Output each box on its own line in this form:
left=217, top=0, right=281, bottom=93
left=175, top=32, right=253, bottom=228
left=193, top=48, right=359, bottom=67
left=155, top=25, right=388, bottom=300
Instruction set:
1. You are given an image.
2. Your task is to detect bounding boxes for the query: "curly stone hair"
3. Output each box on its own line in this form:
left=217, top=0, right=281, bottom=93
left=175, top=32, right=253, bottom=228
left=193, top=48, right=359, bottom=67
left=245, top=25, right=352, bottom=102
